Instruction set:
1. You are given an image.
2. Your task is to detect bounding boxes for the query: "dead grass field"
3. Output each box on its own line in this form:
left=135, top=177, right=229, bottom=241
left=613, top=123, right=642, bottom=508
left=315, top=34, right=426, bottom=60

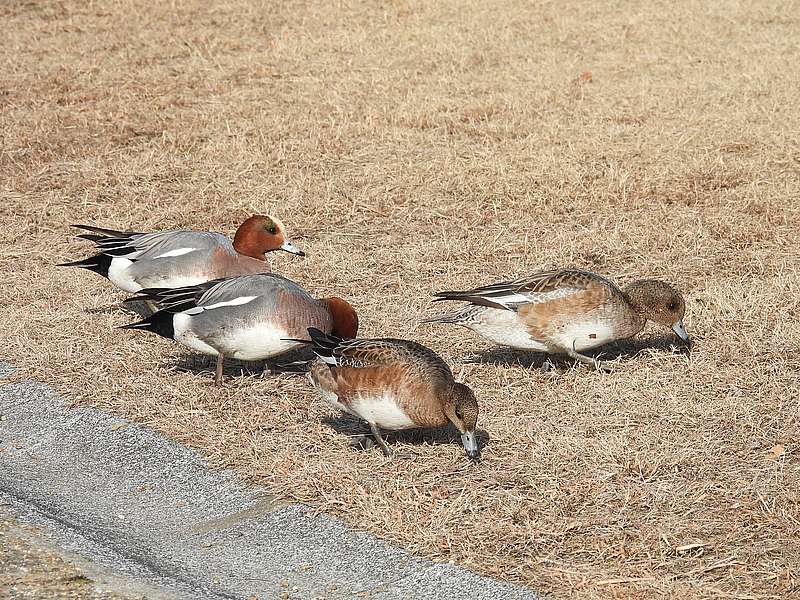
left=2, top=0, right=800, bottom=597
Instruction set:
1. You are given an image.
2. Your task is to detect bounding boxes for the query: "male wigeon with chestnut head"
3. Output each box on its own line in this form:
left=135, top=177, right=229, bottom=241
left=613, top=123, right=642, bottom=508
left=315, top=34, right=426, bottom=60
left=303, top=328, right=481, bottom=460
left=424, top=268, right=689, bottom=370
left=58, top=215, right=304, bottom=293
left=120, top=273, right=358, bottom=386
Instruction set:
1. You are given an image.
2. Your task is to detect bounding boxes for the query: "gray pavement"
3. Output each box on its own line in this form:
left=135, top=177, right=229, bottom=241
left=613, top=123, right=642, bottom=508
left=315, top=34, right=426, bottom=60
left=0, top=363, right=543, bottom=600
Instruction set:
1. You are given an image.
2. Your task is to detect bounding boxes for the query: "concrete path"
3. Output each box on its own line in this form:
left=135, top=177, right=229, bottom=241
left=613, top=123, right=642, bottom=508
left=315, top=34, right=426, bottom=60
left=0, top=364, right=544, bottom=600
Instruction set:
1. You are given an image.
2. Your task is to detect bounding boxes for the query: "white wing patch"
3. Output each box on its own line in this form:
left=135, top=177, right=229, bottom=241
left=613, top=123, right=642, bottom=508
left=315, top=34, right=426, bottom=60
left=184, top=295, right=259, bottom=315
left=480, top=286, right=582, bottom=309
left=152, top=247, right=196, bottom=259
left=490, top=292, right=534, bottom=308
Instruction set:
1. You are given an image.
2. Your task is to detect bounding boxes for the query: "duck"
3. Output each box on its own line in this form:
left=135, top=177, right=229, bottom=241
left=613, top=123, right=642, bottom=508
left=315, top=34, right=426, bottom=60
left=423, top=268, right=690, bottom=369
left=120, top=273, right=358, bottom=386
left=301, top=327, right=480, bottom=460
left=58, top=215, right=305, bottom=293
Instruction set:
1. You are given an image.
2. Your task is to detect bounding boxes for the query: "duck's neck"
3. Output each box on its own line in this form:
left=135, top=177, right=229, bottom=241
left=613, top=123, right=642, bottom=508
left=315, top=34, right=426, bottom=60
left=214, top=250, right=271, bottom=277
left=620, top=282, right=650, bottom=336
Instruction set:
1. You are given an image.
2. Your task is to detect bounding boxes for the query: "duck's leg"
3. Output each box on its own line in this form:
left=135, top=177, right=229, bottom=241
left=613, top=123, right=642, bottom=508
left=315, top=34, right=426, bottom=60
left=214, top=353, right=225, bottom=386
left=566, top=347, right=596, bottom=367
left=565, top=338, right=605, bottom=370
left=260, top=361, right=273, bottom=379
left=368, top=422, right=393, bottom=456
left=566, top=343, right=611, bottom=373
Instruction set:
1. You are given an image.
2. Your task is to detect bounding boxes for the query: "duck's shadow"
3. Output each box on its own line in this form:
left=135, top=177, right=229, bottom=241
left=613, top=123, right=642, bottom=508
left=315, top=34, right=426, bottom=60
left=321, top=414, right=491, bottom=453
left=165, top=347, right=316, bottom=379
left=86, top=300, right=153, bottom=319
left=465, top=335, right=690, bottom=368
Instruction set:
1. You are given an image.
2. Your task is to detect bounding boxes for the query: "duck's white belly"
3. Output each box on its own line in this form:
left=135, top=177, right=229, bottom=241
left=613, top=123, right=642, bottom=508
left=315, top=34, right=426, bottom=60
left=467, top=309, right=550, bottom=351
left=350, top=393, right=416, bottom=430
left=554, top=320, right=617, bottom=351
left=173, top=313, right=299, bottom=360
left=221, top=324, right=299, bottom=360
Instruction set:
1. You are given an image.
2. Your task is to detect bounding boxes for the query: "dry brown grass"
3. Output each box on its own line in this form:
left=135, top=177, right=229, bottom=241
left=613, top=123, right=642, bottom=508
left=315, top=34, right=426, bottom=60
left=2, top=0, right=800, bottom=597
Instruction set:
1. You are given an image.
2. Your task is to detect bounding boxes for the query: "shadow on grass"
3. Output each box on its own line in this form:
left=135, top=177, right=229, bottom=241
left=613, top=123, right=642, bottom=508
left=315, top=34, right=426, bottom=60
left=321, top=414, right=491, bottom=454
left=165, top=346, right=316, bottom=380
left=86, top=302, right=144, bottom=317
left=463, top=334, right=691, bottom=368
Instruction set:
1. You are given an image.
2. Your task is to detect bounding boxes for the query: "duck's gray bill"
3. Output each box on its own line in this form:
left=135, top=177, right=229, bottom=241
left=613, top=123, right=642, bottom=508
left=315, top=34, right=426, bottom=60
left=672, top=320, right=690, bottom=343
left=280, top=240, right=305, bottom=257
left=461, top=431, right=480, bottom=460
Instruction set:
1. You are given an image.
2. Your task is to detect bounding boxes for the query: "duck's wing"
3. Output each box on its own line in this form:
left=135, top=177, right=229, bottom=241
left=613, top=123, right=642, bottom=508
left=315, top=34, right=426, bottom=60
left=134, top=273, right=308, bottom=314
left=131, top=278, right=224, bottom=313
left=306, top=328, right=406, bottom=368
left=432, top=269, right=616, bottom=311
left=72, top=225, right=231, bottom=261
left=306, top=328, right=453, bottom=381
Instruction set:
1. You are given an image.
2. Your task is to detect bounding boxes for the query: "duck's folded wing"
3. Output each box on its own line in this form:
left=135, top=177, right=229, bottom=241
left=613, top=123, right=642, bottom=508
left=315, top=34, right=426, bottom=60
left=307, top=328, right=405, bottom=368
left=74, top=227, right=229, bottom=261
left=130, top=231, right=231, bottom=261
left=134, top=273, right=304, bottom=314
left=131, top=278, right=225, bottom=313
left=433, top=269, right=613, bottom=311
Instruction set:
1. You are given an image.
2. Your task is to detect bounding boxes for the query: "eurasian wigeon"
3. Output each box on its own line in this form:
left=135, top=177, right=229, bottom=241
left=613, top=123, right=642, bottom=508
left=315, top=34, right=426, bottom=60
left=303, top=328, right=480, bottom=460
left=120, top=273, right=358, bottom=385
left=423, top=269, right=689, bottom=369
left=58, top=215, right=304, bottom=293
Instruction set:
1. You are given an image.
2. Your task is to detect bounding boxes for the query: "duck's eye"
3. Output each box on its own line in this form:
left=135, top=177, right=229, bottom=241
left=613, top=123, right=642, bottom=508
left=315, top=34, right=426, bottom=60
left=667, top=301, right=678, bottom=311
left=267, top=225, right=277, bottom=235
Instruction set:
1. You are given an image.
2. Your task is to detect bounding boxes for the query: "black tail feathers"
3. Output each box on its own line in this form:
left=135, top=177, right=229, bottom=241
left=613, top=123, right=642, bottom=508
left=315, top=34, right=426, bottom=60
left=57, top=253, right=112, bottom=278
left=118, top=311, right=175, bottom=340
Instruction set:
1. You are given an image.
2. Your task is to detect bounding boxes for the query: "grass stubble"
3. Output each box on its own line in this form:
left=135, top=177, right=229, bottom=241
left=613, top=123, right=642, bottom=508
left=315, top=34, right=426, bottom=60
left=1, top=1, right=800, bottom=598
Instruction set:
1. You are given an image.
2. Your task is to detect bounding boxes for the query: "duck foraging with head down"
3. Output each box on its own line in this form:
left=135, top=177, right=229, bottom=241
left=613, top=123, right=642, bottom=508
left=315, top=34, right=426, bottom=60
left=120, top=273, right=358, bottom=386
left=58, top=215, right=304, bottom=294
left=423, top=268, right=689, bottom=370
left=302, top=328, right=481, bottom=461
